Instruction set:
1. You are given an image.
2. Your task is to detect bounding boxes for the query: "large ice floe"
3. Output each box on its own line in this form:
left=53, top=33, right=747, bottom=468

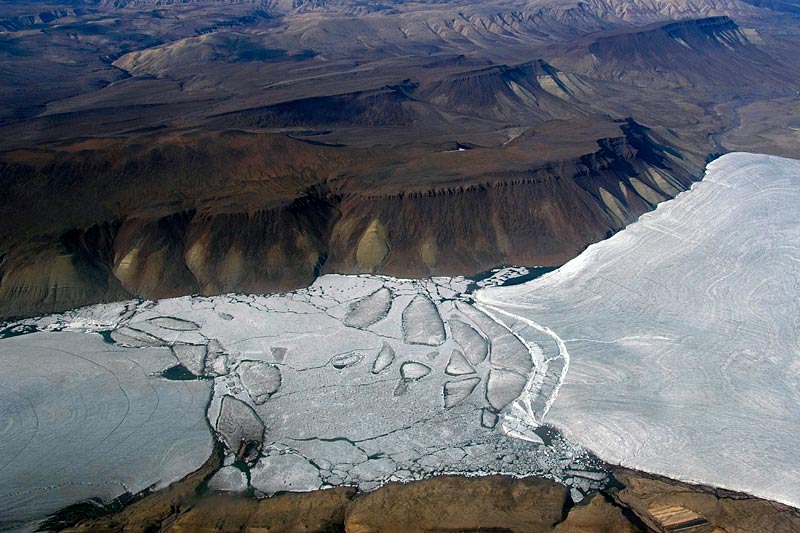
left=478, top=153, right=800, bottom=508
left=0, top=332, right=213, bottom=531
left=2, top=151, right=798, bottom=530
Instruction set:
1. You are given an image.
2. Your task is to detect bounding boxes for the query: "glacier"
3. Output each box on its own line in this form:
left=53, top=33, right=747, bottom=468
left=478, top=152, right=800, bottom=508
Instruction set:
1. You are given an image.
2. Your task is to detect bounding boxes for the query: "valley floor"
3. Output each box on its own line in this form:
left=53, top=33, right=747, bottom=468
left=1, top=153, right=799, bottom=531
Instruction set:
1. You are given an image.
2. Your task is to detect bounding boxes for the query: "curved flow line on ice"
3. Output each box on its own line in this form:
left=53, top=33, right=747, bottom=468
left=474, top=301, right=570, bottom=429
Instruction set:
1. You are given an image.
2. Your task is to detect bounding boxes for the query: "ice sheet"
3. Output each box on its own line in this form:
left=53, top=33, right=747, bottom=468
left=478, top=152, right=800, bottom=508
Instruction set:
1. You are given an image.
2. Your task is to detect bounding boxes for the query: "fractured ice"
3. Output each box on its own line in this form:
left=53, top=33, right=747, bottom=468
left=445, top=348, right=476, bottom=376
left=1, top=268, right=593, bottom=528
left=172, top=343, right=208, bottom=375
left=486, top=369, right=529, bottom=411
left=371, top=342, right=395, bottom=374
left=444, top=376, right=481, bottom=408
left=330, top=351, right=366, bottom=370
left=400, top=360, right=433, bottom=380
left=250, top=452, right=323, bottom=495
left=236, top=361, right=282, bottom=404
left=448, top=319, right=489, bottom=365
left=9, top=152, right=795, bottom=532
left=343, top=287, right=392, bottom=329
left=216, top=395, right=265, bottom=463
left=34, top=149, right=799, bottom=524
left=208, top=466, right=249, bottom=493
left=402, top=294, right=446, bottom=346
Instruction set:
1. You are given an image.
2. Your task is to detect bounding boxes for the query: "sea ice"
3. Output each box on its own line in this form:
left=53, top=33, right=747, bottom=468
left=236, top=361, right=282, bottom=403
left=110, top=326, right=162, bottom=347
left=402, top=294, right=446, bottom=345
left=172, top=343, right=208, bottom=375
left=371, top=342, right=395, bottom=374
left=330, top=351, right=366, bottom=369
left=486, top=368, right=529, bottom=411
left=400, top=361, right=433, bottom=380
left=343, top=287, right=392, bottom=328
left=208, top=466, right=249, bottom=492
left=0, top=333, right=212, bottom=531
left=250, top=453, right=323, bottom=495
left=443, top=376, right=481, bottom=408
left=448, top=318, right=489, bottom=365
left=445, top=348, right=476, bottom=375
left=147, top=316, right=200, bottom=331
left=481, top=409, right=499, bottom=429
left=215, top=395, right=265, bottom=461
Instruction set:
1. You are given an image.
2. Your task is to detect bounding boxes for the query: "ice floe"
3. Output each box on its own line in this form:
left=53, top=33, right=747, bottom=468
left=448, top=319, right=489, bottom=365
left=402, top=294, right=446, bottom=346
left=236, top=361, right=282, bottom=404
left=445, top=348, right=476, bottom=376
left=250, top=452, right=323, bottom=495
left=208, top=466, right=249, bottom=493
left=371, top=342, right=395, bottom=374
left=443, top=376, right=482, bottom=408
left=0, top=333, right=213, bottom=531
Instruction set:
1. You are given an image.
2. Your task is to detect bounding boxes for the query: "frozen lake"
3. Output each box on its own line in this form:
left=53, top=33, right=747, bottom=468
left=0, top=267, right=604, bottom=531
left=0, top=333, right=213, bottom=531
left=1, top=152, right=798, bottom=529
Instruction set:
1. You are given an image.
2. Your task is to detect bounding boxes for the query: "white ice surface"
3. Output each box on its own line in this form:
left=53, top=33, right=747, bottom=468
left=478, top=152, right=800, bottom=508
left=23, top=154, right=800, bottom=522
left=0, top=333, right=213, bottom=531
left=2, top=272, right=598, bottom=524
left=208, top=466, right=248, bottom=493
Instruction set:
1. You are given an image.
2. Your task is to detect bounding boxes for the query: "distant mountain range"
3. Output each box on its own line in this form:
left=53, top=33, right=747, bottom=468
left=0, top=0, right=798, bottom=318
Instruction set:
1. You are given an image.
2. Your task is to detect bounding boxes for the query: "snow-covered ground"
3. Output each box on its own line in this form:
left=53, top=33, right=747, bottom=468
left=478, top=152, right=800, bottom=508
left=2, top=151, right=798, bottom=529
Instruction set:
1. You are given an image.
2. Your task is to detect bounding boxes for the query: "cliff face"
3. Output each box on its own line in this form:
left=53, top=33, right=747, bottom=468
left=5, top=12, right=784, bottom=320
left=0, top=120, right=702, bottom=319
left=0, top=8, right=95, bottom=32
left=326, top=134, right=690, bottom=277
left=558, top=16, right=796, bottom=97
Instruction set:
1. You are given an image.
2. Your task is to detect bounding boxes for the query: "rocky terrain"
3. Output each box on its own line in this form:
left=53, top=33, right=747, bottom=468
left=0, top=117, right=706, bottom=318
left=1, top=0, right=799, bottom=318
left=59, top=464, right=800, bottom=532
left=3, top=152, right=799, bottom=530
left=3, top=0, right=800, bottom=530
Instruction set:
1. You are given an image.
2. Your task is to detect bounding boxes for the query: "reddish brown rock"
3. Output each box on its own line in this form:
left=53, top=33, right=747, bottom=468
left=344, top=475, right=569, bottom=533
left=610, top=468, right=800, bottom=533
left=170, top=488, right=356, bottom=533
left=555, top=492, right=643, bottom=533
